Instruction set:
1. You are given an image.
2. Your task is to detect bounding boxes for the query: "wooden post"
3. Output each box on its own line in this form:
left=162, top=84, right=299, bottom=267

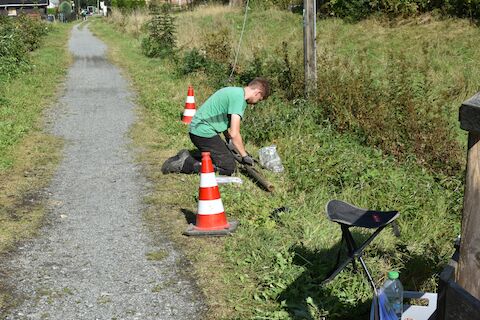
left=457, top=92, right=480, bottom=300
left=303, top=0, right=317, bottom=97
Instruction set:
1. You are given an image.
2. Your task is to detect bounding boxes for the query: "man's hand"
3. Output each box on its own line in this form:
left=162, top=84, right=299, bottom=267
left=242, top=155, right=254, bottom=166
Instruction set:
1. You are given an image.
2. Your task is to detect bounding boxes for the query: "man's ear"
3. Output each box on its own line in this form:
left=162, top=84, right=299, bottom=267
left=253, top=88, right=263, bottom=98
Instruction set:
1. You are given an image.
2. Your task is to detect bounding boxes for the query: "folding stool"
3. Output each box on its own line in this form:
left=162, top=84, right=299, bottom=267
left=322, top=200, right=400, bottom=290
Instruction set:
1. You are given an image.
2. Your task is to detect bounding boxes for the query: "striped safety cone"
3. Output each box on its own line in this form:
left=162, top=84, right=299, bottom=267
left=183, top=152, right=238, bottom=236
left=182, top=85, right=196, bottom=124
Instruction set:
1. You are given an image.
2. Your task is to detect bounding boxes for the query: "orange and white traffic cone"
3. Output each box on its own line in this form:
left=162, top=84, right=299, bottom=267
left=183, top=152, right=238, bottom=236
left=181, top=85, right=196, bottom=124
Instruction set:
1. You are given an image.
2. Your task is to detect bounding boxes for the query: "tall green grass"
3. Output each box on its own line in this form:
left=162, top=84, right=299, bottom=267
left=93, top=8, right=468, bottom=319
left=0, top=23, right=71, bottom=169
left=174, top=9, right=480, bottom=175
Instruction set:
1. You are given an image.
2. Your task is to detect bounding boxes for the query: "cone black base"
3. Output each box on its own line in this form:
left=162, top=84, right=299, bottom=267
left=183, top=220, right=238, bottom=237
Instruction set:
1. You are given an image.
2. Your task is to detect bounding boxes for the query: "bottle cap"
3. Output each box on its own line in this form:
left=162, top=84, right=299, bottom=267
left=388, top=271, right=399, bottom=280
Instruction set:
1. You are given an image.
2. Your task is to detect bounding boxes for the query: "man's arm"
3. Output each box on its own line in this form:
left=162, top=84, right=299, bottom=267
left=228, top=114, right=248, bottom=157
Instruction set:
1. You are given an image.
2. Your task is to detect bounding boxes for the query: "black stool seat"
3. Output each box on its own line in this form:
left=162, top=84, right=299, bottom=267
left=326, top=200, right=399, bottom=229
left=321, top=199, right=400, bottom=287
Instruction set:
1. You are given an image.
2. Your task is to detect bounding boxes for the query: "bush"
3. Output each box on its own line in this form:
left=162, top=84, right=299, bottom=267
left=319, top=0, right=480, bottom=21
left=314, top=48, right=463, bottom=174
left=235, top=42, right=303, bottom=100
left=112, top=0, right=145, bottom=9
left=203, top=27, right=232, bottom=64
left=15, top=14, right=50, bottom=51
left=177, top=48, right=209, bottom=74
left=59, top=1, right=72, bottom=18
left=249, top=0, right=302, bottom=10
left=0, top=15, right=50, bottom=83
left=141, top=5, right=177, bottom=58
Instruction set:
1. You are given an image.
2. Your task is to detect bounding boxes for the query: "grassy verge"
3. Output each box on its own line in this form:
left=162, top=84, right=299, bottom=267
left=0, top=23, right=71, bottom=310
left=92, top=13, right=463, bottom=320
left=112, top=6, right=480, bottom=174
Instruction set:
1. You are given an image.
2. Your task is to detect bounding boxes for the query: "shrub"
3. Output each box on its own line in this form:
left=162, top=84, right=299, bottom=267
left=111, top=0, right=146, bottom=9
left=268, top=42, right=304, bottom=100
left=0, top=15, right=49, bottom=83
left=203, top=27, right=232, bottom=64
left=15, top=14, right=50, bottom=51
left=236, top=49, right=265, bottom=86
left=238, top=31, right=463, bottom=175
left=177, top=48, right=209, bottom=75
left=59, top=1, right=72, bottom=19
left=315, top=48, right=463, bottom=174
left=249, top=0, right=302, bottom=10
left=318, top=0, right=480, bottom=21
left=141, top=5, right=177, bottom=58
left=236, top=42, right=303, bottom=100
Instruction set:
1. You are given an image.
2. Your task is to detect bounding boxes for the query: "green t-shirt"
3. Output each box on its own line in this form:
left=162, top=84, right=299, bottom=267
left=189, top=87, right=247, bottom=138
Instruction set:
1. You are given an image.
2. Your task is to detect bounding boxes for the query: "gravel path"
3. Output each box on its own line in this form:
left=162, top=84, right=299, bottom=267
left=3, top=24, right=204, bottom=320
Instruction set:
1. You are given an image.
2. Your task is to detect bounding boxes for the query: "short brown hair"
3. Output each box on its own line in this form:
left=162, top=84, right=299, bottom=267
left=248, top=77, right=270, bottom=99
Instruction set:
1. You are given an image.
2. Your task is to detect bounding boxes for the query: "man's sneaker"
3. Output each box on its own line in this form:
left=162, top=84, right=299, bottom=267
left=161, top=149, right=191, bottom=174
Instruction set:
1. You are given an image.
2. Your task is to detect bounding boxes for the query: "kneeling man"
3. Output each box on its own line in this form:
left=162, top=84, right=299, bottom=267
left=162, top=78, right=270, bottom=175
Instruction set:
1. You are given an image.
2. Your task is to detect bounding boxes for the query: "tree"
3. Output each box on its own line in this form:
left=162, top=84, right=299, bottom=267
left=59, top=0, right=72, bottom=20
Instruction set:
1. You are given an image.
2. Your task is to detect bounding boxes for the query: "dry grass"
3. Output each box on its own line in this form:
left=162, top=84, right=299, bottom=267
left=176, top=5, right=238, bottom=50
left=109, top=8, right=150, bottom=38
left=0, top=133, right=63, bottom=253
left=0, top=133, right=63, bottom=320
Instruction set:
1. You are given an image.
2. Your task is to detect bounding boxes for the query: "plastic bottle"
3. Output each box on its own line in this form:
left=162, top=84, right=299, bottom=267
left=382, top=271, right=403, bottom=319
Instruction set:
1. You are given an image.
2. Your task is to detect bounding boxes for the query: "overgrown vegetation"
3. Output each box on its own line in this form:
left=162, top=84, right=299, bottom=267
left=205, top=0, right=480, bottom=21
left=141, top=5, right=177, bottom=58
left=0, top=15, right=50, bottom=84
left=0, top=20, right=70, bottom=169
left=319, top=0, right=480, bottom=21
left=111, top=0, right=145, bottom=9
left=95, top=5, right=477, bottom=319
left=59, top=1, right=73, bottom=21
left=172, top=8, right=477, bottom=175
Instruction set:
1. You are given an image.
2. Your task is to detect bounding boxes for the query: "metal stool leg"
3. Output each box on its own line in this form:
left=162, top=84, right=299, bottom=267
left=343, top=226, right=358, bottom=273
left=322, top=226, right=358, bottom=284
left=322, top=225, right=387, bottom=286
left=358, top=255, right=377, bottom=292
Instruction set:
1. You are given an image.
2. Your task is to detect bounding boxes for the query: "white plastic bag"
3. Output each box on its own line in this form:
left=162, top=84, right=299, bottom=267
left=258, top=145, right=284, bottom=173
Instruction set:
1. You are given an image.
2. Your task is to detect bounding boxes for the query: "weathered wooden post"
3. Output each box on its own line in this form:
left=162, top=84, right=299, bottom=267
left=303, top=0, right=317, bottom=97
left=457, top=91, right=480, bottom=300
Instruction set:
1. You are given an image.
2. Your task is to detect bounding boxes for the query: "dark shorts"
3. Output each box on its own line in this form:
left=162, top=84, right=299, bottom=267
left=186, top=133, right=236, bottom=176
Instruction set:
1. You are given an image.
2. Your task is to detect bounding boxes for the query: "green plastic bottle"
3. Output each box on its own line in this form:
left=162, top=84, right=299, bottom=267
left=382, top=271, right=403, bottom=319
